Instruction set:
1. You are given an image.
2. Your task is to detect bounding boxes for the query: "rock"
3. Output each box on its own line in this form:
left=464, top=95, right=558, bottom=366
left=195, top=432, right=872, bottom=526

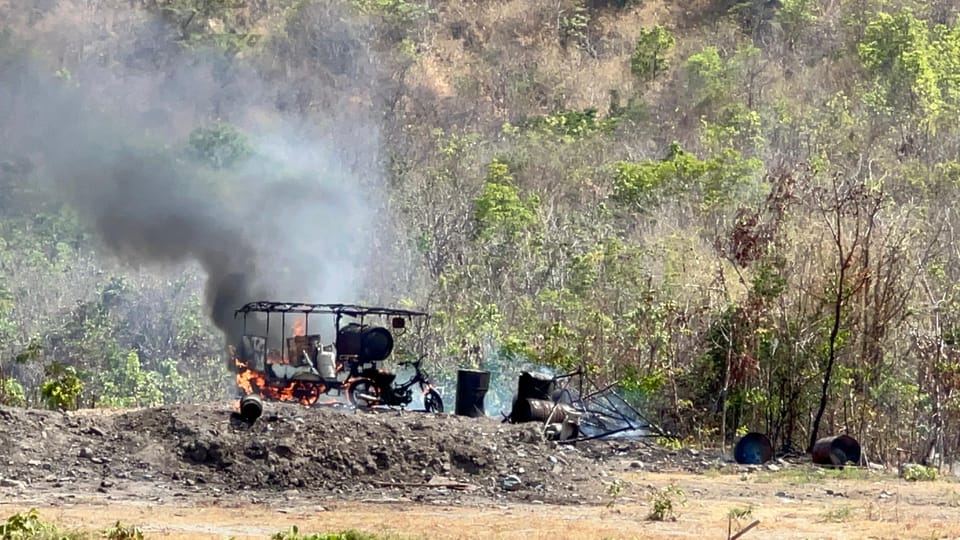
left=501, top=475, right=522, bottom=491
left=78, top=447, right=92, bottom=458
left=0, top=478, right=26, bottom=489
left=766, top=463, right=781, bottom=472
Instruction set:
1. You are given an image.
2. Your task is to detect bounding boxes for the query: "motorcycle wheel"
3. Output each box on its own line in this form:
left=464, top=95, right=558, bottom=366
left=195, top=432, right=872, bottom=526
left=292, top=381, right=322, bottom=406
left=347, top=378, right=379, bottom=409
left=424, top=389, right=444, bottom=413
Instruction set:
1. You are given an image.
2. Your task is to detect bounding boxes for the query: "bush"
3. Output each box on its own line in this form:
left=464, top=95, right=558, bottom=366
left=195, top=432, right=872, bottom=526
left=186, top=123, right=253, bottom=169
left=40, top=363, right=83, bottom=411
left=902, top=463, right=939, bottom=481
left=647, top=483, right=685, bottom=521
left=0, top=377, right=25, bottom=407
left=0, top=509, right=83, bottom=540
left=272, top=526, right=405, bottom=540
left=103, top=521, right=144, bottom=540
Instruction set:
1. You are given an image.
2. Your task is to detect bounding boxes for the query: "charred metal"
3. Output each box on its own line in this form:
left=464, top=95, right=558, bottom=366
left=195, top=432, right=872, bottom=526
left=231, top=301, right=443, bottom=413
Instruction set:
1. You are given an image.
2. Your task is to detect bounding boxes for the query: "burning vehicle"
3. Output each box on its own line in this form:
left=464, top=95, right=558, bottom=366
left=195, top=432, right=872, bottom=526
left=231, top=302, right=443, bottom=412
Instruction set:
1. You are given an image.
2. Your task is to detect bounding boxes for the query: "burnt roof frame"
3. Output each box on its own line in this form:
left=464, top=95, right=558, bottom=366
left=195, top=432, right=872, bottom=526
left=234, top=302, right=429, bottom=366
left=235, top=301, right=428, bottom=319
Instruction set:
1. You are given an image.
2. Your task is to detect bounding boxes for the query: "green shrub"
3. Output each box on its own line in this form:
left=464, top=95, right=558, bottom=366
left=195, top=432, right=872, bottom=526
left=902, top=463, right=939, bottom=481
left=186, top=123, right=253, bottom=170
left=0, top=509, right=84, bottom=540
left=0, top=377, right=25, bottom=407
left=102, top=521, right=143, bottom=540
left=647, top=483, right=685, bottom=521
left=40, top=363, right=83, bottom=411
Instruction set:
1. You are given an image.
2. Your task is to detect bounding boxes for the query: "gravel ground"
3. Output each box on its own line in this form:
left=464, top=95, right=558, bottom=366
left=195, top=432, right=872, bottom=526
left=0, top=401, right=718, bottom=507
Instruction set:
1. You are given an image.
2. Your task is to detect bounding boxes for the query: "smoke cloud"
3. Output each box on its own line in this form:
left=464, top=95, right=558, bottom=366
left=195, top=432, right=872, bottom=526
left=0, top=1, right=387, bottom=344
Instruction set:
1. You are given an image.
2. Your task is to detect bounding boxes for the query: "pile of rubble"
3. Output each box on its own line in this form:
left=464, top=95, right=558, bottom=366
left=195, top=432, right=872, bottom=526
left=0, top=401, right=691, bottom=505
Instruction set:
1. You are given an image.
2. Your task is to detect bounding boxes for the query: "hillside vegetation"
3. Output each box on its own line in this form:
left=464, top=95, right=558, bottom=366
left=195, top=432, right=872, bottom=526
left=2, top=0, right=960, bottom=466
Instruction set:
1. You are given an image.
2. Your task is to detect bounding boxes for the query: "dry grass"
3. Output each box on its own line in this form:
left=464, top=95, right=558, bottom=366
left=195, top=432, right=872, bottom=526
left=413, top=0, right=683, bottom=120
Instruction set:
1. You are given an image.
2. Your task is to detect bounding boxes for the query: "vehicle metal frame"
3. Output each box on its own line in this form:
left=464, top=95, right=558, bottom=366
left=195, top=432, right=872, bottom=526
left=233, top=301, right=440, bottom=410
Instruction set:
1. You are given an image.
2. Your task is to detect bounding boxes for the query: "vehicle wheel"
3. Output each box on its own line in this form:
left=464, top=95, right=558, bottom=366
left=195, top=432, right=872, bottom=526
left=292, top=382, right=322, bottom=406
left=424, top=389, right=444, bottom=413
left=347, top=378, right=378, bottom=409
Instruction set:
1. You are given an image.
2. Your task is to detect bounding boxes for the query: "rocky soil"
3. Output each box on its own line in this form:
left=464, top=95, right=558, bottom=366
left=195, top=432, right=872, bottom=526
left=0, top=401, right=720, bottom=506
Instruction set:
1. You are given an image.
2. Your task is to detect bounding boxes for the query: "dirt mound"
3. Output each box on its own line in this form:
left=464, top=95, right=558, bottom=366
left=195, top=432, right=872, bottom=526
left=0, top=401, right=700, bottom=505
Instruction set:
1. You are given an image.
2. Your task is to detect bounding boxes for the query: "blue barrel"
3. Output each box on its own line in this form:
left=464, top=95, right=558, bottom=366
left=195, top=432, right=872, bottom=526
left=734, top=432, right=774, bottom=464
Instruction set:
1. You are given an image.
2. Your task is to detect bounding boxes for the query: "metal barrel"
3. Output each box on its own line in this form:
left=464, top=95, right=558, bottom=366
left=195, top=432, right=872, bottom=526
left=336, top=323, right=394, bottom=363
left=517, top=371, right=556, bottom=401
left=239, top=394, right=263, bottom=422
left=511, top=398, right=578, bottom=423
left=733, top=432, right=774, bottom=464
left=812, top=435, right=861, bottom=467
left=455, top=369, right=490, bottom=417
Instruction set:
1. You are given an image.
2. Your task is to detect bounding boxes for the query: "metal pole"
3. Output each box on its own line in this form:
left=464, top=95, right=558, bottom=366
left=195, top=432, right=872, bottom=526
left=557, top=426, right=636, bottom=445
left=263, top=312, right=271, bottom=378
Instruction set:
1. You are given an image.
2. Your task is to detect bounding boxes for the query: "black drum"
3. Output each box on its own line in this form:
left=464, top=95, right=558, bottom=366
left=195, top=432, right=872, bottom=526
left=455, top=369, right=490, bottom=417
left=517, top=371, right=556, bottom=401
left=336, top=323, right=394, bottom=362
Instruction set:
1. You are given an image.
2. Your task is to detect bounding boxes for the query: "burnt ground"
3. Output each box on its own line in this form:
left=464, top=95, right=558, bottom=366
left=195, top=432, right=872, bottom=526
left=0, top=401, right=710, bottom=507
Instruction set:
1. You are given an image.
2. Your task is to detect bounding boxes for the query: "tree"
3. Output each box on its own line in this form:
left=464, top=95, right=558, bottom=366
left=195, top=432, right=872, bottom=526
left=806, top=162, right=883, bottom=452
left=631, top=25, right=675, bottom=82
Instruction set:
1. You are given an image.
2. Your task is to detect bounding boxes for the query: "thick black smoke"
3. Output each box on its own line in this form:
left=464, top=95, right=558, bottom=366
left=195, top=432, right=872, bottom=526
left=0, top=2, right=385, bottom=344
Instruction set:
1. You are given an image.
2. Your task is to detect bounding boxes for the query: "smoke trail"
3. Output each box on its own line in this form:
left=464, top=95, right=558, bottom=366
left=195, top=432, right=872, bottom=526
left=0, top=3, right=385, bottom=344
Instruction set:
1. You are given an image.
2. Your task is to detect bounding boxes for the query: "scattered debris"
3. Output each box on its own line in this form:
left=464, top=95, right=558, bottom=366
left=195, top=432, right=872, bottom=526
left=504, top=369, right=669, bottom=444
left=728, top=519, right=760, bottom=540
left=237, top=394, right=263, bottom=422
left=501, top=475, right=522, bottom=491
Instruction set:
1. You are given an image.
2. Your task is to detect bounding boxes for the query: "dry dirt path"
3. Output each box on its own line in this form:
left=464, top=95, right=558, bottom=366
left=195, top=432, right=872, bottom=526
left=2, top=470, right=959, bottom=539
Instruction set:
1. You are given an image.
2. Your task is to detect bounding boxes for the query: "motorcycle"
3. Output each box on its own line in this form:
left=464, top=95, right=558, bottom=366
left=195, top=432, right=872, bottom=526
left=347, top=356, right=444, bottom=413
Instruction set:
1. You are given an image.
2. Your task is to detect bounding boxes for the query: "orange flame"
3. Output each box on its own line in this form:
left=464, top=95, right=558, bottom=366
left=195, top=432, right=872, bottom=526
left=233, top=357, right=325, bottom=406
left=292, top=316, right=306, bottom=337
left=229, top=316, right=348, bottom=407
